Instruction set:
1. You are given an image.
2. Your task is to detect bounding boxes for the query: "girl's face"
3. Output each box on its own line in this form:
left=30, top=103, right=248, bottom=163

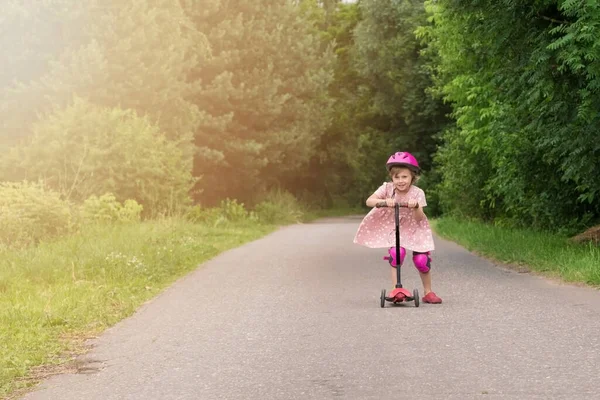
left=391, top=168, right=413, bottom=193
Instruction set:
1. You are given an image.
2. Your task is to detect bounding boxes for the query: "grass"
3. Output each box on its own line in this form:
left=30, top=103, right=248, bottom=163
left=8, top=209, right=595, bottom=397
left=0, top=205, right=362, bottom=399
left=432, top=217, right=600, bottom=286
left=0, top=218, right=276, bottom=398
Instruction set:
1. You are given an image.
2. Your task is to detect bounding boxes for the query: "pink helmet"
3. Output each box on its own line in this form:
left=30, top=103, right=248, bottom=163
left=386, top=151, right=420, bottom=173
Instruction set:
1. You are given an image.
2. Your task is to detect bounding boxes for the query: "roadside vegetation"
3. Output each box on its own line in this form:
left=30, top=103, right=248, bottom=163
left=433, top=218, right=600, bottom=286
left=2, top=0, right=599, bottom=398
left=0, top=191, right=359, bottom=397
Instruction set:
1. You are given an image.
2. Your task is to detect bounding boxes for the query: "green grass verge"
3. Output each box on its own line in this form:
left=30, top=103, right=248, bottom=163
left=0, top=206, right=361, bottom=398
left=0, top=218, right=276, bottom=398
left=432, top=217, right=600, bottom=285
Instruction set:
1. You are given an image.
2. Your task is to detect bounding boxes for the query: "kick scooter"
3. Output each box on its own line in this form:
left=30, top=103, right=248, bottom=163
left=377, top=202, right=419, bottom=308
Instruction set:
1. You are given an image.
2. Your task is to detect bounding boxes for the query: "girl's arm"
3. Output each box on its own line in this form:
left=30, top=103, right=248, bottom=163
left=407, top=197, right=426, bottom=222
left=412, top=205, right=426, bottom=222
left=366, top=194, right=394, bottom=208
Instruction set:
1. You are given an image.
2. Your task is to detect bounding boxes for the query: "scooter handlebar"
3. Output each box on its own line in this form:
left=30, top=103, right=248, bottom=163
left=375, top=202, right=413, bottom=208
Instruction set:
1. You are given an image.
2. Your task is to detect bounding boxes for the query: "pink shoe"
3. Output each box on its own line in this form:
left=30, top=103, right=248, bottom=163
left=422, top=292, right=442, bottom=304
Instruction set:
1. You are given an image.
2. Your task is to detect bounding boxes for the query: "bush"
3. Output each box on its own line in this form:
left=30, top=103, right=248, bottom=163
left=184, top=205, right=222, bottom=225
left=185, top=192, right=306, bottom=226
left=254, top=189, right=304, bottom=224
left=0, top=182, right=72, bottom=248
left=434, top=127, right=495, bottom=221
left=416, top=169, right=442, bottom=218
left=184, top=200, right=252, bottom=226
left=81, top=193, right=143, bottom=223
left=219, top=198, right=249, bottom=222
left=3, top=98, right=195, bottom=217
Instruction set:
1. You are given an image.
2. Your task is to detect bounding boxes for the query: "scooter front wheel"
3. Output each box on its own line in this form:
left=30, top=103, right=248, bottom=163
left=380, top=289, right=386, bottom=308
left=413, top=289, right=420, bottom=307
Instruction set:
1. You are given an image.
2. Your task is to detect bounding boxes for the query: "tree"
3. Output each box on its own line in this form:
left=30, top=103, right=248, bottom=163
left=423, top=0, right=600, bottom=230
left=353, top=0, right=449, bottom=172
left=1, top=0, right=203, bottom=160
left=3, top=98, right=194, bottom=215
left=183, top=0, right=335, bottom=204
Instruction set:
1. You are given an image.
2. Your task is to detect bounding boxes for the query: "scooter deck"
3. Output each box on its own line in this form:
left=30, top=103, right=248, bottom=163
left=385, top=296, right=414, bottom=302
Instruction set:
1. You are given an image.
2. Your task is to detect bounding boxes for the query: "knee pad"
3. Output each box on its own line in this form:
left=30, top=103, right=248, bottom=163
left=413, top=252, right=431, bottom=273
left=384, top=247, right=406, bottom=268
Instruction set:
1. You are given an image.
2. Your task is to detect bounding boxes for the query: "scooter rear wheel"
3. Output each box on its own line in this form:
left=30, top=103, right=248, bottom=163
left=380, top=289, right=386, bottom=308
left=413, top=289, right=420, bottom=307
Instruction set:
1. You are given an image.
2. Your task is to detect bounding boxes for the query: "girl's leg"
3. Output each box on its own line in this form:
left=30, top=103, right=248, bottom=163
left=413, top=251, right=442, bottom=303
left=412, top=251, right=432, bottom=293
left=418, top=270, right=432, bottom=295
left=385, top=246, right=405, bottom=268
left=387, top=247, right=406, bottom=289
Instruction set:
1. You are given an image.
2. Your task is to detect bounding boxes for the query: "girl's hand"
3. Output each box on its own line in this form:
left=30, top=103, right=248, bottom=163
left=386, top=198, right=396, bottom=207
left=408, top=199, right=419, bottom=209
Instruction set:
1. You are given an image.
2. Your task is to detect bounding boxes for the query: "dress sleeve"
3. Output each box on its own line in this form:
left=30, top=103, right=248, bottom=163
left=373, top=182, right=389, bottom=199
left=417, top=187, right=428, bottom=207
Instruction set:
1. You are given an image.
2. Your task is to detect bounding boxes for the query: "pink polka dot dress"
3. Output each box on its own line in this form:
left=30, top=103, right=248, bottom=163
left=353, top=182, right=435, bottom=252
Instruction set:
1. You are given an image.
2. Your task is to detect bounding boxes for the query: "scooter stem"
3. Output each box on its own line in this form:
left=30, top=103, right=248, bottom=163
left=395, top=203, right=402, bottom=288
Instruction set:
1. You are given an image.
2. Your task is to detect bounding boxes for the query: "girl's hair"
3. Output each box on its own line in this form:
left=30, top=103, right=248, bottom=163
left=389, top=165, right=420, bottom=183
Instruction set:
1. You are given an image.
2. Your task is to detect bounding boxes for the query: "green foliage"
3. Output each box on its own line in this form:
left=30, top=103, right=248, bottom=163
left=294, top=1, right=395, bottom=205
left=0, top=217, right=277, bottom=397
left=0, top=0, right=203, bottom=152
left=434, top=216, right=600, bottom=285
left=183, top=0, right=335, bottom=205
left=423, top=0, right=600, bottom=230
left=353, top=0, right=449, bottom=169
left=432, top=127, right=495, bottom=220
left=219, top=199, right=250, bottom=223
left=81, top=193, right=143, bottom=224
left=0, top=1, right=88, bottom=89
left=2, top=98, right=194, bottom=216
left=254, top=189, right=305, bottom=224
left=0, top=0, right=341, bottom=214
left=0, top=182, right=72, bottom=249
left=184, top=205, right=221, bottom=225
left=414, top=168, right=442, bottom=218
left=184, top=199, right=252, bottom=226
left=295, top=0, right=450, bottom=208
left=185, top=190, right=308, bottom=226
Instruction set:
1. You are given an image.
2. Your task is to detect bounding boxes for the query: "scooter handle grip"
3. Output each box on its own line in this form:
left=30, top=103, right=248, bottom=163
left=375, top=202, right=411, bottom=208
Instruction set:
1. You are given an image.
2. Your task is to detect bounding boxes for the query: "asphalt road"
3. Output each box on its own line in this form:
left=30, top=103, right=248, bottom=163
left=22, top=216, right=600, bottom=399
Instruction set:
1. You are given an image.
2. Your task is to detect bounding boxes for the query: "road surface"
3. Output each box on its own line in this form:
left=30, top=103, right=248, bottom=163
left=22, top=216, right=600, bottom=399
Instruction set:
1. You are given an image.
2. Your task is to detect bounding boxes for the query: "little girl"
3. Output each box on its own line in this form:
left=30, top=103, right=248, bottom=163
left=353, top=151, right=442, bottom=304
